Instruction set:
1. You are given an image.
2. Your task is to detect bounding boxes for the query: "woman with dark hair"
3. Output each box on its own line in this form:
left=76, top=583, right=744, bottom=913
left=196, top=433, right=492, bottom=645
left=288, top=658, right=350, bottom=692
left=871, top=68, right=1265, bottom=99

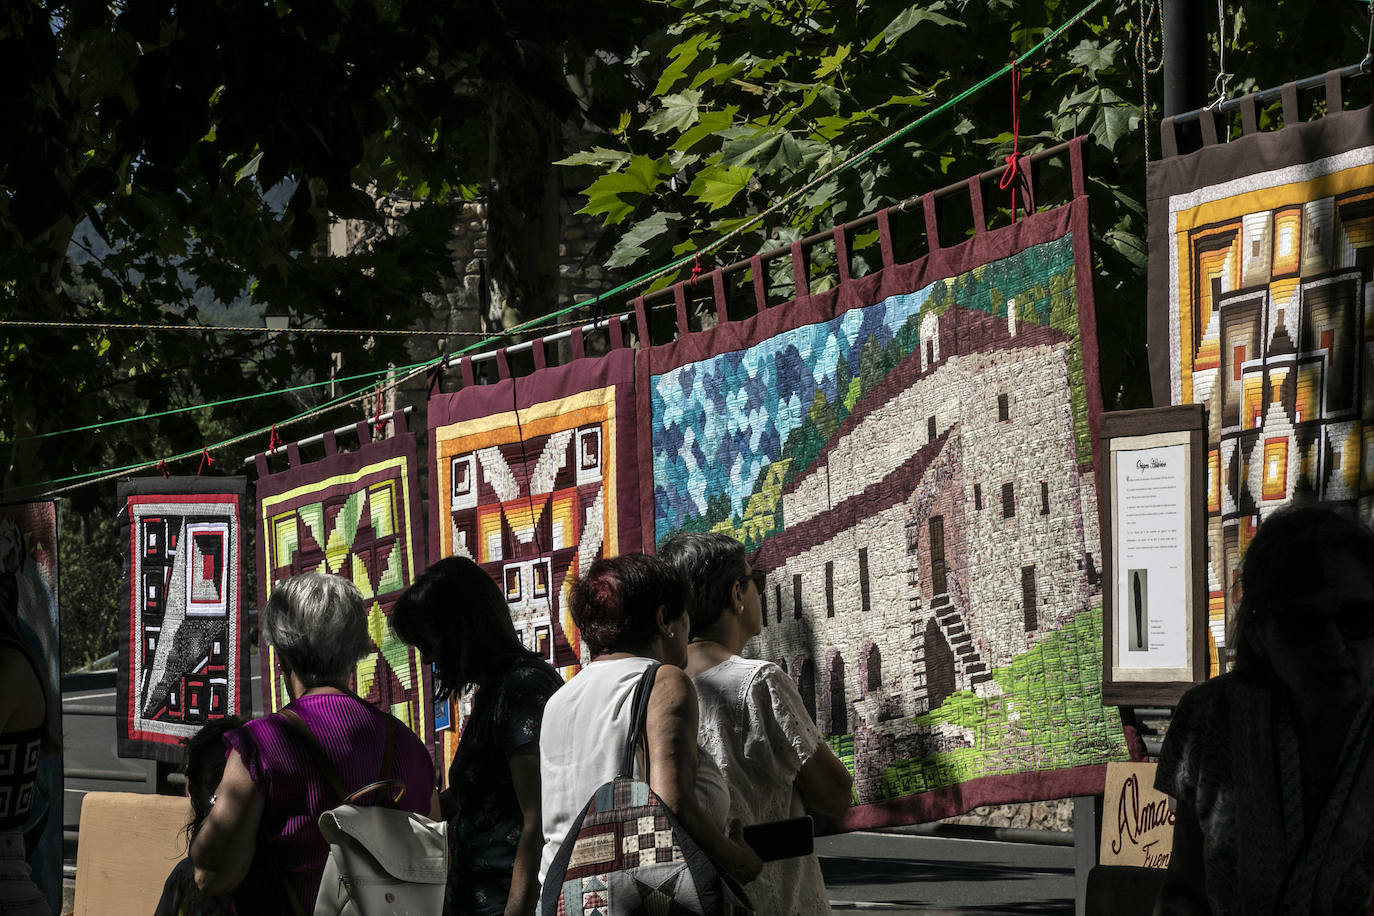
left=1155, top=504, right=1374, bottom=914
left=191, top=573, right=439, bottom=912
left=154, top=716, right=243, bottom=916
left=537, top=553, right=762, bottom=889
left=0, top=565, right=54, bottom=916
left=662, top=532, right=852, bottom=914
left=391, top=555, right=562, bottom=916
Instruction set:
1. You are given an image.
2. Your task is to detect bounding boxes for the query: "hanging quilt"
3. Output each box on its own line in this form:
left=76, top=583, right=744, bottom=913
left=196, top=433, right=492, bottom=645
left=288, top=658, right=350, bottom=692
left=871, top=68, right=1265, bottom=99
left=116, top=478, right=248, bottom=762
left=253, top=417, right=433, bottom=750
left=0, top=499, right=61, bottom=915
left=428, top=331, right=641, bottom=778
left=643, top=138, right=1130, bottom=829
left=1147, top=75, right=1374, bottom=670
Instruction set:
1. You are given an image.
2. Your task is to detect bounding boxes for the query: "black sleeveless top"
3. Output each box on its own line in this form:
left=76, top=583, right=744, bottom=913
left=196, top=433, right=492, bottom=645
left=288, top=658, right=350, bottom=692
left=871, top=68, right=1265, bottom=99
left=0, top=636, right=45, bottom=832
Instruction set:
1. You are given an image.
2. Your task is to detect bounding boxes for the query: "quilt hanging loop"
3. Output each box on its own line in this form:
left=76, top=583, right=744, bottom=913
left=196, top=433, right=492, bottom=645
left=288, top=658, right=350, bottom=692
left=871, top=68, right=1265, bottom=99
left=1199, top=106, right=1219, bottom=147
left=253, top=453, right=269, bottom=480
left=355, top=420, right=372, bottom=446
left=287, top=442, right=303, bottom=467
left=571, top=324, right=587, bottom=360
left=1069, top=137, right=1087, bottom=200
left=710, top=269, right=728, bottom=325
left=1325, top=68, right=1344, bottom=116
left=391, top=407, right=409, bottom=435
left=459, top=355, right=475, bottom=388
left=1239, top=94, right=1259, bottom=136
left=922, top=192, right=941, bottom=252
left=876, top=208, right=895, bottom=270
left=790, top=240, right=810, bottom=303
left=1159, top=115, right=1180, bottom=159
left=531, top=336, right=547, bottom=372
left=673, top=283, right=690, bottom=338
left=968, top=175, right=987, bottom=235
left=607, top=311, right=625, bottom=349
left=494, top=347, right=511, bottom=381
left=1016, top=154, right=1037, bottom=215
left=633, top=297, right=649, bottom=349
left=832, top=226, right=852, bottom=285
left=1281, top=81, right=1300, bottom=129
left=321, top=430, right=338, bottom=457
left=749, top=256, right=768, bottom=312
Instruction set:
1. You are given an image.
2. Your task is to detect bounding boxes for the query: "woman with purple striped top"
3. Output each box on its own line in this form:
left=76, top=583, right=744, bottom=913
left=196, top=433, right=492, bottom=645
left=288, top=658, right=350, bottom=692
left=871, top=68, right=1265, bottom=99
left=191, top=573, right=441, bottom=913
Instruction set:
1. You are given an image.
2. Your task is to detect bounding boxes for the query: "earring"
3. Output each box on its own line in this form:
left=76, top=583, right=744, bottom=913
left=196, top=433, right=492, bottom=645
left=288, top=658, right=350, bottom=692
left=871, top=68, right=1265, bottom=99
left=666, top=630, right=675, bottom=639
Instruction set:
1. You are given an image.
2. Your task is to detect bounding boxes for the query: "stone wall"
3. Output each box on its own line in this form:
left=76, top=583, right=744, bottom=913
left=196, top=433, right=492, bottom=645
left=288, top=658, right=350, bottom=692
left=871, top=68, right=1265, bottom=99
left=941, top=799, right=1075, bottom=832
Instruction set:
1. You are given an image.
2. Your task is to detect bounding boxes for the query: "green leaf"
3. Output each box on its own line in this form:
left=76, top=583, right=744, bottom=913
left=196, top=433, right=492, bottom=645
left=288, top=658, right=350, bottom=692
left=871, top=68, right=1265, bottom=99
left=814, top=44, right=851, bottom=80
left=719, top=130, right=782, bottom=168
left=655, top=34, right=711, bottom=95
left=607, top=212, right=679, bottom=268
left=686, top=164, right=754, bottom=211
left=578, top=155, right=674, bottom=225
left=672, top=108, right=738, bottom=152
left=235, top=152, right=264, bottom=185
left=880, top=7, right=960, bottom=45
left=644, top=90, right=704, bottom=136
left=555, top=147, right=633, bottom=169
left=1068, top=39, right=1120, bottom=76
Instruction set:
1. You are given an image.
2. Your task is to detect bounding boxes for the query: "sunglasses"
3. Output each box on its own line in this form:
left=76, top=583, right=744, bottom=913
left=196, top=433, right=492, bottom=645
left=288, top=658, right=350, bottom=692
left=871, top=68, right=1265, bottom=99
left=1268, top=600, right=1374, bottom=645
left=739, top=569, right=767, bottom=591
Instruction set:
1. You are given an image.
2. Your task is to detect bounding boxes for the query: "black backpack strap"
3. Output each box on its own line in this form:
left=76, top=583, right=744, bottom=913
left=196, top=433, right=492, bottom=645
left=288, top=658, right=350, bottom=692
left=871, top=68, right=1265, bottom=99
left=279, top=707, right=350, bottom=804
left=618, top=662, right=662, bottom=778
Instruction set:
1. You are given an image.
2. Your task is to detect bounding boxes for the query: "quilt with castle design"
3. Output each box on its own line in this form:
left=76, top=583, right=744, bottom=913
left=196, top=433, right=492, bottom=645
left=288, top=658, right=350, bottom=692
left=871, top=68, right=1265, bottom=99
left=644, top=142, right=1131, bottom=826
left=253, top=423, right=433, bottom=751
left=1148, top=90, right=1374, bottom=671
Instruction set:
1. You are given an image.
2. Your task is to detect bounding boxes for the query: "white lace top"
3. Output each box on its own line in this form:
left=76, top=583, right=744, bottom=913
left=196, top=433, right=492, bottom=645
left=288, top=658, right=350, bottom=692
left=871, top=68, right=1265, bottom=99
left=693, top=655, right=832, bottom=914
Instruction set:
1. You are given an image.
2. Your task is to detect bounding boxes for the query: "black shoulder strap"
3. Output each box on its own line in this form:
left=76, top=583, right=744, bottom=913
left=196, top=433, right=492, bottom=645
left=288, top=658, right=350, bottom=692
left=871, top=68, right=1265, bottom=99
left=619, top=663, right=662, bottom=778
left=279, top=707, right=350, bottom=803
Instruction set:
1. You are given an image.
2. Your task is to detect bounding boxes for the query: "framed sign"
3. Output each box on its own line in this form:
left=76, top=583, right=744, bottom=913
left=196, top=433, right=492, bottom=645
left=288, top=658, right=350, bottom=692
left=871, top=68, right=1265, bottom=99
left=1100, top=405, right=1208, bottom=705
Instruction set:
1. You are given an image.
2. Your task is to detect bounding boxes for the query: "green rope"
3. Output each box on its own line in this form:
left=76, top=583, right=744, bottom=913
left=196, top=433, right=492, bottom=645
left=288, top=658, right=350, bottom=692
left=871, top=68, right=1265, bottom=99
left=11, top=0, right=1108, bottom=498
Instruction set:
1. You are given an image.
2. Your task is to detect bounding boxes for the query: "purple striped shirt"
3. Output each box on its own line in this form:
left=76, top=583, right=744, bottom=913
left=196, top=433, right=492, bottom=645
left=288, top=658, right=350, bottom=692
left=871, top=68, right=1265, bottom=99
left=223, top=693, right=435, bottom=911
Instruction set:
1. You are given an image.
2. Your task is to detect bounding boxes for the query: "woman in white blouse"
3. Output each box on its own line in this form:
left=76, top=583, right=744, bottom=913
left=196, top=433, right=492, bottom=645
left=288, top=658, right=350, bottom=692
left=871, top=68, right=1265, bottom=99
left=662, top=533, right=854, bottom=915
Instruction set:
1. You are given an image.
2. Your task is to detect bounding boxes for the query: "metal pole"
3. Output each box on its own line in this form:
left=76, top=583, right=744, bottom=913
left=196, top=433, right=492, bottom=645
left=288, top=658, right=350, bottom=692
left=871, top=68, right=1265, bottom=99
left=1163, top=0, right=1208, bottom=117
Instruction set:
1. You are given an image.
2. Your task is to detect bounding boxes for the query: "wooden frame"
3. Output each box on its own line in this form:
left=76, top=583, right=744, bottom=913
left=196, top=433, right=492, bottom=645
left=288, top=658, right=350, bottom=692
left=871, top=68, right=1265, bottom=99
left=1099, top=405, right=1208, bottom=706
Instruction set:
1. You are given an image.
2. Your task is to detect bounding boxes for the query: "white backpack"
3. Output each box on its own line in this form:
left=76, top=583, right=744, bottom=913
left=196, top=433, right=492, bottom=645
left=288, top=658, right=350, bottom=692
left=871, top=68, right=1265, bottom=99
left=281, top=707, right=448, bottom=915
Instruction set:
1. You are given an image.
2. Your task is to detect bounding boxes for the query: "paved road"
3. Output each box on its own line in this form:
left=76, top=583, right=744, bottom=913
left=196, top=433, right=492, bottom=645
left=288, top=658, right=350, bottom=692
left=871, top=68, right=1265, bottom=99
left=61, top=663, right=1075, bottom=914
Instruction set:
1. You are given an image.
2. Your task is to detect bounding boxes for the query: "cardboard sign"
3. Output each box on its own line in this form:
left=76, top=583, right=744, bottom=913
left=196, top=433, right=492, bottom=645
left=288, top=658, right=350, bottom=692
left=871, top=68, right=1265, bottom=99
left=1100, top=762, right=1175, bottom=868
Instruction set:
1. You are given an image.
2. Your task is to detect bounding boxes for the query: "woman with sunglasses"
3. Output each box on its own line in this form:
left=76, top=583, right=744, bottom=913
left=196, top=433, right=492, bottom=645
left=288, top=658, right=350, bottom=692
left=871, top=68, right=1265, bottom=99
left=661, top=532, right=852, bottom=915
left=1155, top=504, right=1374, bottom=915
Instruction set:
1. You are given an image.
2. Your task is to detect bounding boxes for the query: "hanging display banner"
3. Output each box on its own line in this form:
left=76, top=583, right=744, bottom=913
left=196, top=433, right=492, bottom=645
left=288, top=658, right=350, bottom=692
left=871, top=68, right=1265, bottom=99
left=1147, top=74, right=1374, bottom=671
left=0, top=499, right=62, bottom=915
left=116, top=477, right=249, bottom=763
left=427, top=335, right=641, bottom=781
left=253, top=418, right=432, bottom=750
left=643, top=137, right=1132, bottom=829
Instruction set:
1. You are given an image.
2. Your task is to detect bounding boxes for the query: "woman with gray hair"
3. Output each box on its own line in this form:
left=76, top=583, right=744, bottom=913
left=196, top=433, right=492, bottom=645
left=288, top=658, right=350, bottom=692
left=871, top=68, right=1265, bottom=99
left=661, top=532, right=852, bottom=915
left=191, top=573, right=440, bottom=912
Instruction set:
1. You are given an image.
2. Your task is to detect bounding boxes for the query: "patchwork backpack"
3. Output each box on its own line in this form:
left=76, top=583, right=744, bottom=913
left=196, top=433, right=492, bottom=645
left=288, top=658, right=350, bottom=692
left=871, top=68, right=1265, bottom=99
left=539, top=662, right=754, bottom=915
left=280, top=707, right=448, bottom=916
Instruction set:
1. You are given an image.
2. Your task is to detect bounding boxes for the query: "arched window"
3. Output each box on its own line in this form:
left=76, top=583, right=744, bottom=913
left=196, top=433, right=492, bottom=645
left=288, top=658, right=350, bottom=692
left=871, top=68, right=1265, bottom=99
left=863, top=643, right=882, bottom=694
left=797, top=657, right=816, bottom=721
left=924, top=618, right=955, bottom=710
left=828, top=654, right=848, bottom=734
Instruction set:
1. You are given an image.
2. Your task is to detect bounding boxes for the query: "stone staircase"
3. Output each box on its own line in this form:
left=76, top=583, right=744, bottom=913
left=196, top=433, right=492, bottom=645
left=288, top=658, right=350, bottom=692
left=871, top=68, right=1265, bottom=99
left=930, top=593, right=993, bottom=688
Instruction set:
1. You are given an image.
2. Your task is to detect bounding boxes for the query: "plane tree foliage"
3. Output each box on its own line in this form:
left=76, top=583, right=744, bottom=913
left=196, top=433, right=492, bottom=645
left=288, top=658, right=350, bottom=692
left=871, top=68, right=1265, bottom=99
left=0, top=0, right=654, bottom=502
left=562, top=0, right=1373, bottom=413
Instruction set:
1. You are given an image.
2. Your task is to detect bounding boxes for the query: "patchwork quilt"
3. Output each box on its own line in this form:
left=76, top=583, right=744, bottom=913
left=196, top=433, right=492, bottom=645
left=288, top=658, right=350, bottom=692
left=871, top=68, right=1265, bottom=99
left=1147, top=82, right=1374, bottom=670
left=254, top=420, right=432, bottom=749
left=427, top=336, right=641, bottom=777
left=643, top=138, right=1130, bottom=827
left=116, top=478, right=249, bottom=762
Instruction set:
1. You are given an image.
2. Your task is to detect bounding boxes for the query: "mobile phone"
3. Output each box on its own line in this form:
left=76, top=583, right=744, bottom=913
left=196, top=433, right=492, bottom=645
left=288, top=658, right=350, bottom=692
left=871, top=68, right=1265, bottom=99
left=741, top=815, right=814, bottom=862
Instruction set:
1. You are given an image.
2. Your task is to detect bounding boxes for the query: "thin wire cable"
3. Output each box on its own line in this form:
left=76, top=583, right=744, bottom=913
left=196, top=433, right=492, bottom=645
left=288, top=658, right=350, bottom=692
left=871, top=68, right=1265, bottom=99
left=1209, top=0, right=1230, bottom=108
left=8, top=361, right=428, bottom=443
left=1137, top=0, right=1165, bottom=162
left=0, top=312, right=596, bottom=337
left=12, top=0, right=1109, bottom=498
